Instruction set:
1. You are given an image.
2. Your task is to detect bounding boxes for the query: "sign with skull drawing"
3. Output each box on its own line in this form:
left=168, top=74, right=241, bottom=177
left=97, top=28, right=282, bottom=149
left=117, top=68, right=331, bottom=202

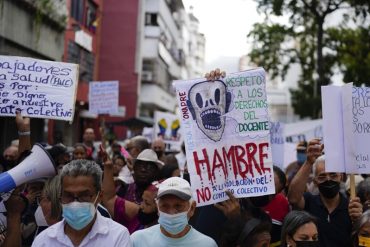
left=173, top=68, right=275, bottom=206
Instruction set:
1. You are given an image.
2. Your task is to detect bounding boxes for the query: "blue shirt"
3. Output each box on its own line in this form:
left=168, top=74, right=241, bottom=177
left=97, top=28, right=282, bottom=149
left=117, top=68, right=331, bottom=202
left=131, top=224, right=217, bottom=247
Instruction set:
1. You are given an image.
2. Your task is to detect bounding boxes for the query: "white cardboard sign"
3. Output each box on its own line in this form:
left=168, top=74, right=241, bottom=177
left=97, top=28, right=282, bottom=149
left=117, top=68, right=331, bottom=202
left=89, top=81, right=119, bottom=115
left=173, top=68, right=275, bottom=206
left=0, top=56, right=79, bottom=121
left=322, top=84, right=370, bottom=173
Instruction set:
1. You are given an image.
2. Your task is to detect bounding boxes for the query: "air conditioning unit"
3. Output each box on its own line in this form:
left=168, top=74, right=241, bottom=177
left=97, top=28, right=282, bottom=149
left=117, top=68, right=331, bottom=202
left=142, top=71, right=153, bottom=81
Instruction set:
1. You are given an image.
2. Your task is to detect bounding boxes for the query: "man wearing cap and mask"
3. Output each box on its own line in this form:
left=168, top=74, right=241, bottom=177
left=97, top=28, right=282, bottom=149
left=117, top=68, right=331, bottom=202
left=32, top=159, right=131, bottom=247
left=131, top=177, right=217, bottom=247
left=288, top=138, right=363, bottom=247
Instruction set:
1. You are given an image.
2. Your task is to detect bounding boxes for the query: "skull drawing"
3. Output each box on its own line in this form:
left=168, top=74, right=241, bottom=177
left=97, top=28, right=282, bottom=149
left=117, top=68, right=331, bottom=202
left=187, top=80, right=231, bottom=142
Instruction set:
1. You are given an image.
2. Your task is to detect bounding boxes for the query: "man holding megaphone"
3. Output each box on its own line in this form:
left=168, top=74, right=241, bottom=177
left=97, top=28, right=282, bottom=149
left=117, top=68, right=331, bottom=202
left=0, top=112, right=60, bottom=246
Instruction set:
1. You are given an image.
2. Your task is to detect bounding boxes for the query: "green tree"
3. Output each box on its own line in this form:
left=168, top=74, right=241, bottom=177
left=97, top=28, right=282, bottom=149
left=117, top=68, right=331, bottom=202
left=248, top=0, right=370, bottom=118
left=327, top=26, right=370, bottom=85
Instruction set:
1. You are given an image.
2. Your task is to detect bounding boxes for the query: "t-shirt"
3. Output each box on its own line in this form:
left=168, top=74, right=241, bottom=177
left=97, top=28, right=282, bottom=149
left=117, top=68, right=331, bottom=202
left=114, top=196, right=141, bottom=234
left=303, top=192, right=352, bottom=247
left=131, top=224, right=217, bottom=247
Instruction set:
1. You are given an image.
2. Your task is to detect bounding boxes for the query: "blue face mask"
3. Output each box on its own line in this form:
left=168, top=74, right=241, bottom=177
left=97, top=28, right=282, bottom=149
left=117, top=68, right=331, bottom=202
left=297, top=152, right=307, bottom=165
left=62, top=194, right=99, bottom=230
left=158, top=209, right=189, bottom=235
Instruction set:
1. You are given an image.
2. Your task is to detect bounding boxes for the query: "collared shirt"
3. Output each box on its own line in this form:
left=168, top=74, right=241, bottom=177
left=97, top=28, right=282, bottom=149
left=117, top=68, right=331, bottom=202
left=131, top=224, right=217, bottom=247
left=31, top=212, right=132, bottom=247
left=303, top=192, right=352, bottom=247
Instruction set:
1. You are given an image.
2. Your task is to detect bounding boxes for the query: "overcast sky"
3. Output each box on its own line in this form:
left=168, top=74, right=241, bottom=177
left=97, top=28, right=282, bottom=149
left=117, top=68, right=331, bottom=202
left=182, top=0, right=264, bottom=72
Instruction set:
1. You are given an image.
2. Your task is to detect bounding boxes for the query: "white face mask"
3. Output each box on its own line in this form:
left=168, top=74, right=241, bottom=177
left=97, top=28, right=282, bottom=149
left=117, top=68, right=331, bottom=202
left=34, top=206, right=48, bottom=227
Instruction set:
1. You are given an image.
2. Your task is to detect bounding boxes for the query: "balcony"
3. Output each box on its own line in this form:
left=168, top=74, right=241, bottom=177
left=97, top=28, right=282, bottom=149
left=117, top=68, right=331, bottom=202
left=139, top=84, right=177, bottom=113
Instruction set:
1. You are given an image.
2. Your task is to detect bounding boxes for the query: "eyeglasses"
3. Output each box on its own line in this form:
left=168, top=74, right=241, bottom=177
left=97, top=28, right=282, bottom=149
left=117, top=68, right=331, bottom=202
left=315, top=173, right=340, bottom=183
left=134, top=162, right=158, bottom=171
left=60, top=192, right=99, bottom=204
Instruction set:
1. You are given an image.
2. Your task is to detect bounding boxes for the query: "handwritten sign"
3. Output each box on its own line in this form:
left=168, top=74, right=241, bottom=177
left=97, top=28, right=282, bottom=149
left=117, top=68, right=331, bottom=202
left=89, top=81, right=119, bottom=114
left=0, top=56, right=78, bottom=121
left=322, top=84, right=370, bottom=173
left=173, top=68, right=275, bottom=206
left=153, top=111, right=183, bottom=152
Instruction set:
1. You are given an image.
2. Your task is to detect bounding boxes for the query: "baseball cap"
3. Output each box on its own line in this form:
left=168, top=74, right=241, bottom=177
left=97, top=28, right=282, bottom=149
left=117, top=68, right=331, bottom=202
left=157, top=177, right=192, bottom=200
left=134, top=149, right=164, bottom=168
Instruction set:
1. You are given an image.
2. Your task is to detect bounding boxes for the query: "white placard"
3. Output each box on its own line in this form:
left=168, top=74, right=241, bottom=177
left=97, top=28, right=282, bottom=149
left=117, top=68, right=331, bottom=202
left=89, top=81, right=119, bottom=115
left=322, top=84, right=370, bottom=173
left=173, top=68, right=275, bottom=206
left=0, top=55, right=78, bottom=121
left=270, top=122, right=285, bottom=169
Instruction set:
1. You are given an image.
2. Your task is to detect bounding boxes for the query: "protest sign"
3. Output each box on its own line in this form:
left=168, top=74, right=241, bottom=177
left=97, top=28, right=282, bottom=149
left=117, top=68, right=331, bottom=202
left=89, top=81, right=119, bottom=115
left=153, top=111, right=183, bottom=152
left=322, top=84, right=370, bottom=173
left=173, top=68, right=274, bottom=206
left=0, top=55, right=78, bottom=121
left=285, top=119, right=323, bottom=142
left=270, top=122, right=285, bottom=169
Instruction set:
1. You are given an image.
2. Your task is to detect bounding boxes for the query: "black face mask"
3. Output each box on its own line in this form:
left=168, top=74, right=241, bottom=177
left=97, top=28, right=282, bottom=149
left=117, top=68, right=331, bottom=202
left=294, top=240, right=320, bottom=247
left=137, top=209, right=158, bottom=226
left=155, top=151, right=163, bottom=158
left=318, top=180, right=340, bottom=199
left=249, top=195, right=270, bottom=208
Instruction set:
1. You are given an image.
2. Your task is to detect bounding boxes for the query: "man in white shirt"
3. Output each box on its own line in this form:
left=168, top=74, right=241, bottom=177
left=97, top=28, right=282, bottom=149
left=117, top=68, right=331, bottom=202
left=131, top=177, right=217, bottom=247
left=32, top=159, right=131, bottom=247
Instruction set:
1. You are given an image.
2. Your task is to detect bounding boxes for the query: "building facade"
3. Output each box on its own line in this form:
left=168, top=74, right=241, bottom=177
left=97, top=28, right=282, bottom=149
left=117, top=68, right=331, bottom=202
left=0, top=0, right=67, bottom=150
left=48, top=0, right=102, bottom=145
left=99, top=0, right=205, bottom=139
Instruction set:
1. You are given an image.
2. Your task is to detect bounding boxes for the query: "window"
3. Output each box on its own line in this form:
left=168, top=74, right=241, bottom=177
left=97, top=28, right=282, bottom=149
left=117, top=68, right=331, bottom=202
left=145, top=13, right=158, bottom=26
left=86, top=0, right=97, bottom=33
left=71, top=0, right=84, bottom=23
left=67, top=42, right=94, bottom=82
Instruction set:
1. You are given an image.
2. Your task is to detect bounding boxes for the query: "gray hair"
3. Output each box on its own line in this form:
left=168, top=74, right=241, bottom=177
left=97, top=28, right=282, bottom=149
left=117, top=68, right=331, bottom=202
left=312, top=155, right=325, bottom=176
left=352, top=210, right=370, bottom=242
left=43, top=175, right=62, bottom=220
left=60, top=159, right=102, bottom=192
left=281, top=210, right=317, bottom=247
left=131, top=135, right=149, bottom=152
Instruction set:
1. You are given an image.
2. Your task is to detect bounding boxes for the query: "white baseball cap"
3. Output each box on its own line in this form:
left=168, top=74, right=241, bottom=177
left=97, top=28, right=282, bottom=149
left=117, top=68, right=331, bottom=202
left=157, top=177, right=192, bottom=200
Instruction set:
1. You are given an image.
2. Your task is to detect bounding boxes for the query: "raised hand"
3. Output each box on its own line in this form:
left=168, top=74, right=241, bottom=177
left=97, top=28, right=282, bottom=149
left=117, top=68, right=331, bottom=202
left=214, top=191, right=241, bottom=219
left=205, top=68, right=226, bottom=81
left=15, top=110, right=30, bottom=132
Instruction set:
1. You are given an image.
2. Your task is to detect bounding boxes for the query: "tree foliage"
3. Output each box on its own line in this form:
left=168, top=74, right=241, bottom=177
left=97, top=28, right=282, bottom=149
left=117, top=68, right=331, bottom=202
left=248, top=0, right=370, bottom=118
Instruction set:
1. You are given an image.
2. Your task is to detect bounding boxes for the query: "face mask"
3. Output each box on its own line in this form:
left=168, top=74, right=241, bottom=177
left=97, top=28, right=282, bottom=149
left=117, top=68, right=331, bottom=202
left=297, top=152, right=306, bottom=165
left=155, top=151, right=163, bottom=158
left=34, top=206, right=48, bottom=227
left=158, top=209, right=189, bottom=235
left=318, top=180, right=340, bottom=199
left=359, top=236, right=370, bottom=247
left=293, top=240, right=320, bottom=247
left=62, top=194, right=99, bottom=230
left=137, top=208, right=158, bottom=226
left=250, top=195, right=270, bottom=207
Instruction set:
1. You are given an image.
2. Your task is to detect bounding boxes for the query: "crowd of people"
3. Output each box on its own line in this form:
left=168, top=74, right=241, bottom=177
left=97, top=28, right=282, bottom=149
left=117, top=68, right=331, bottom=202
left=0, top=71, right=369, bottom=247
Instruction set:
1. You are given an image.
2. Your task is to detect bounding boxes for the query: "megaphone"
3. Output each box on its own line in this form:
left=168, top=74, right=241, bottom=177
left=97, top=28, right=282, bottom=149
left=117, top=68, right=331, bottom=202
left=0, top=143, right=56, bottom=193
